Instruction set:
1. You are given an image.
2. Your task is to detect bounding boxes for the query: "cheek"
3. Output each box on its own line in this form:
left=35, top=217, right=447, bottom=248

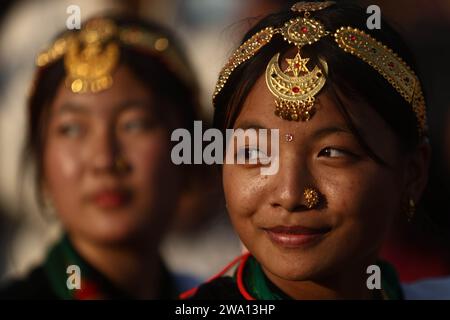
left=127, top=137, right=168, bottom=175
left=124, top=133, right=178, bottom=196
left=223, top=165, right=268, bottom=229
left=319, top=165, right=401, bottom=248
left=44, top=140, right=83, bottom=193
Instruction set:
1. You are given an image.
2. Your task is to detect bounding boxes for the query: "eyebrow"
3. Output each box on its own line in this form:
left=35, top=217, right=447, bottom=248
left=56, top=102, right=89, bottom=115
left=234, top=121, right=269, bottom=131
left=116, top=99, right=152, bottom=112
left=235, top=120, right=352, bottom=135
left=56, top=99, right=152, bottom=115
left=310, top=125, right=354, bottom=140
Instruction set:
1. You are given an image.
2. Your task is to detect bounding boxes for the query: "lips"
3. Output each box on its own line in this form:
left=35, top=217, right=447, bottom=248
left=91, top=189, right=131, bottom=209
left=265, top=225, right=330, bottom=248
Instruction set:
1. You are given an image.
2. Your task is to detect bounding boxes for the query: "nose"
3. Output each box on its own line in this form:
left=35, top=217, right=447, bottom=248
left=88, top=126, right=121, bottom=175
left=268, top=155, right=317, bottom=212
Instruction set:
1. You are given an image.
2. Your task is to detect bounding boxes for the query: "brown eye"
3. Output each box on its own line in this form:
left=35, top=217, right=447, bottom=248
left=236, top=147, right=269, bottom=163
left=57, top=123, right=83, bottom=138
left=122, top=119, right=150, bottom=132
left=123, top=120, right=144, bottom=131
left=318, top=147, right=350, bottom=158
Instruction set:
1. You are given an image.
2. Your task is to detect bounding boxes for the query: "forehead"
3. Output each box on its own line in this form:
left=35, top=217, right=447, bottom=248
left=234, top=73, right=394, bottom=143
left=50, top=65, right=153, bottom=115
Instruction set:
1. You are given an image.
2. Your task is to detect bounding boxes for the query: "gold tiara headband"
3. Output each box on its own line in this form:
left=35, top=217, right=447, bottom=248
left=213, top=1, right=427, bottom=135
left=36, top=18, right=192, bottom=94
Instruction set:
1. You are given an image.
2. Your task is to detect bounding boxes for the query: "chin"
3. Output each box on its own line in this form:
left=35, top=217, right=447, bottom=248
left=268, top=259, right=324, bottom=281
left=256, top=245, right=332, bottom=281
left=88, top=229, right=138, bottom=246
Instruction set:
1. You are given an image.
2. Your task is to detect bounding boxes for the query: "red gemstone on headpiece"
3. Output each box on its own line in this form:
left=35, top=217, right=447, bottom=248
left=350, top=35, right=356, bottom=41
left=388, top=62, right=395, bottom=68
left=292, top=87, right=300, bottom=93
left=301, top=26, right=308, bottom=33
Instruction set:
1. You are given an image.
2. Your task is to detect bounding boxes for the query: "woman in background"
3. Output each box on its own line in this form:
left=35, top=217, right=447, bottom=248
left=1, top=14, right=202, bottom=299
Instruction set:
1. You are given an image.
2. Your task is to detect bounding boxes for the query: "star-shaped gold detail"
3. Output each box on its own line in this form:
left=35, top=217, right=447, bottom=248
left=284, top=52, right=310, bottom=77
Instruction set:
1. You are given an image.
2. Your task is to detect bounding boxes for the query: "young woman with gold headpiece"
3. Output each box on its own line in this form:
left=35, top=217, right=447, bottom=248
left=182, top=1, right=430, bottom=300
left=0, top=14, right=202, bottom=299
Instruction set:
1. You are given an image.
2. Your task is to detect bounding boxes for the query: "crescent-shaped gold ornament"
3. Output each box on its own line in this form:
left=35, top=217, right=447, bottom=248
left=211, top=2, right=427, bottom=135
left=265, top=51, right=327, bottom=121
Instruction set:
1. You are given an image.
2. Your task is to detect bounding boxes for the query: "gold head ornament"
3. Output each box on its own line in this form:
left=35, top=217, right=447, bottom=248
left=64, top=19, right=119, bottom=93
left=36, top=18, right=193, bottom=94
left=265, top=9, right=331, bottom=121
left=213, top=1, right=427, bottom=136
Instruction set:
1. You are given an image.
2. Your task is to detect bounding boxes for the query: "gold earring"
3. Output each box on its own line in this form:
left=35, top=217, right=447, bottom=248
left=304, top=187, right=320, bottom=209
left=406, top=198, right=415, bottom=222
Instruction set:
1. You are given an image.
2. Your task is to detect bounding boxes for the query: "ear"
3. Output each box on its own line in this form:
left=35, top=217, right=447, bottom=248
left=404, top=139, right=431, bottom=203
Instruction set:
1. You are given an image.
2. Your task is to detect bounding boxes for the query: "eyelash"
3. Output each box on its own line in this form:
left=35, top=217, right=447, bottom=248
left=121, top=118, right=156, bottom=133
left=318, top=147, right=356, bottom=158
left=236, top=146, right=270, bottom=163
left=57, top=123, right=83, bottom=137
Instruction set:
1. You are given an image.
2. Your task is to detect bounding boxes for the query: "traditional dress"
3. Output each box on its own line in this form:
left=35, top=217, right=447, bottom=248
left=0, top=235, right=184, bottom=299
left=184, top=253, right=404, bottom=300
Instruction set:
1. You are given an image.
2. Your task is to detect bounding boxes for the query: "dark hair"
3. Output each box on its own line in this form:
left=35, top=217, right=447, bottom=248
left=214, top=2, right=423, bottom=159
left=24, top=14, right=201, bottom=207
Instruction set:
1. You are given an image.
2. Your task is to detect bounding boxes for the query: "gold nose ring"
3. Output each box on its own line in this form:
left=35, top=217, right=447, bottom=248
left=304, top=187, right=320, bottom=209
